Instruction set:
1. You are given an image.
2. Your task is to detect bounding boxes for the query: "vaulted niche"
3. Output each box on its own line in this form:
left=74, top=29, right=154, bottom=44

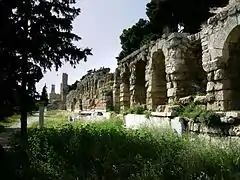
left=151, top=50, right=167, bottom=110
left=135, top=61, right=147, bottom=105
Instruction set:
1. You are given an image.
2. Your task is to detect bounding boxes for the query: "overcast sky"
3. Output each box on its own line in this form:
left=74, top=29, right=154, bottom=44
left=36, top=0, right=148, bottom=94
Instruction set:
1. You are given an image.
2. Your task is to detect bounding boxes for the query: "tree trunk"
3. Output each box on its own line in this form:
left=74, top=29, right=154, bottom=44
left=20, top=80, right=29, bottom=172
left=20, top=106, right=28, bottom=146
left=20, top=78, right=28, bottom=148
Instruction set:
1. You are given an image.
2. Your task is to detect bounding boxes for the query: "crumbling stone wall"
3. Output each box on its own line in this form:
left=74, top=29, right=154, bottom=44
left=116, top=33, right=207, bottom=111
left=66, top=68, right=114, bottom=112
left=200, top=1, right=240, bottom=111
left=114, top=0, right=240, bottom=113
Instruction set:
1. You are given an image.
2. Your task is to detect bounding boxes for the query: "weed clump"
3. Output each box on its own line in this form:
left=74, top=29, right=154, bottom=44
left=174, top=103, right=221, bottom=127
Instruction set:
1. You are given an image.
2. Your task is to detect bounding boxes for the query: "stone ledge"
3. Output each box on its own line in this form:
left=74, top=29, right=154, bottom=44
left=226, top=111, right=240, bottom=118
left=151, top=111, right=177, bottom=117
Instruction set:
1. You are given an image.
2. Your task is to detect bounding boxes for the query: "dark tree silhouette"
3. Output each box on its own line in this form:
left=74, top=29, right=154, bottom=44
left=0, top=0, right=92, bottom=148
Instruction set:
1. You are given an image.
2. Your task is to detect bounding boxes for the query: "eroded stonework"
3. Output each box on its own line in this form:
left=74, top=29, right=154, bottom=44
left=66, top=68, right=114, bottom=112
left=114, top=1, right=240, bottom=112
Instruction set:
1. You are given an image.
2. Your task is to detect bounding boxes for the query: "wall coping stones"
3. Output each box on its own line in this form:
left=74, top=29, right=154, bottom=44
left=151, top=111, right=177, bottom=117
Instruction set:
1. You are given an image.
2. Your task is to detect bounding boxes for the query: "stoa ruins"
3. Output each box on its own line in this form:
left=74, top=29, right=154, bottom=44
left=50, top=0, right=240, bottom=115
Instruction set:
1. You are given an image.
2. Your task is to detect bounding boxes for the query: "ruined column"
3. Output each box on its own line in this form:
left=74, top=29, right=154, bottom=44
left=113, top=68, right=121, bottom=113
left=165, top=33, right=191, bottom=104
left=120, top=64, right=130, bottom=111
left=60, top=73, right=68, bottom=110
left=51, top=84, right=55, bottom=94
left=129, top=63, right=137, bottom=107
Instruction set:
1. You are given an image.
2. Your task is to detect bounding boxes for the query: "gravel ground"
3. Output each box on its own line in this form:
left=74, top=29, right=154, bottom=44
left=0, top=113, right=40, bottom=148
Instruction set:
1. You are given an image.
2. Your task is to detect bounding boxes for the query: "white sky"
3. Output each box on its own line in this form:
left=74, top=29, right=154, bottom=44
left=36, top=0, right=148, bottom=93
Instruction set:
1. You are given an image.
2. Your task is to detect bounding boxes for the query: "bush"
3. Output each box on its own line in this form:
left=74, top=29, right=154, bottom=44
left=6, top=120, right=240, bottom=180
left=123, top=104, right=151, bottom=116
left=174, top=103, right=221, bottom=127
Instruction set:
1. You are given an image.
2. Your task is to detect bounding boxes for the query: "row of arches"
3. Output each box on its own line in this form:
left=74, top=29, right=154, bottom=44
left=119, top=24, right=240, bottom=111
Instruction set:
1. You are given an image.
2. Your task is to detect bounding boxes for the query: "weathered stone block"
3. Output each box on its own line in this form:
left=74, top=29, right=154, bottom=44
left=214, top=69, right=226, bottom=81
left=166, top=82, right=173, bottom=89
left=194, top=96, right=207, bottom=104
left=215, top=90, right=232, bottom=101
left=207, top=72, right=214, bottom=81
left=196, top=105, right=207, bottom=110
left=170, top=73, right=186, bottom=81
left=202, top=59, right=225, bottom=72
left=226, top=111, right=240, bottom=118
left=179, top=96, right=194, bottom=105
left=120, top=96, right=130, bottom=102
left=156, top=105, right=166, bottom=112
left=207, top=101, right=230, bottom=111
left=206, top=82, right=215, bottom=92
left=167, top=88, right=177, bottom=97
left=214, top=80, right=231, bottom=90
left=202, top=52, right=211, bottom=64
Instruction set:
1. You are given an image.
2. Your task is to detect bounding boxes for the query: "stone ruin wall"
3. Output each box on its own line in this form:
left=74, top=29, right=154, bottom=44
left=66, top=68, right=114, bottom=112
left=114, top=1, right=240, bottom=113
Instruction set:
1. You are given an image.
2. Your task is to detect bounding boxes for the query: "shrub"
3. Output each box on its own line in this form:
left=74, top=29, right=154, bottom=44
left=123, top=104, right=148, bottom=115
left=174, top=103, right=221, bottom=127
left=6, top=121, right=240, bottom=180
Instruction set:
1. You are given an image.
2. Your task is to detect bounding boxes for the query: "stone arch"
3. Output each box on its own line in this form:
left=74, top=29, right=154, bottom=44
left=210, top=16, right=240, bottom=61
left=150, top=50, right=167, bottom=110
left=222, top=25, right=240, bottom=110
left=135, top=60, right=147, bottom=105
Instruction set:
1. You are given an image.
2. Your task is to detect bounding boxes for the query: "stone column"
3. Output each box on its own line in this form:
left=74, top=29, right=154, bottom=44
left=120, top=64, right=130, bottom=111
left=113, top=68, right=120, bottom=113
left=60, top=73, right=68, bottom=110
left=229, top=0, right=240, bottom=4
left=129, top=63, right=137, bottom=107
left=165, top=34, right=190, bottom=104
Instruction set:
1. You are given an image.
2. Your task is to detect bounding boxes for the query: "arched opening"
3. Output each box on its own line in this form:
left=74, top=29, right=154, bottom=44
left=71, top=98, right=77, bottom=112
left=151, top=50, right=167, bottom=110
left=223, top=25, right=240, bottom=110
left=121, top=64, right=130, bottom=110
left=187, top=39, right=207, bottom=95
left=135, top=61, right=147, bottom=105
left=79, top=99, right=83, bottom=111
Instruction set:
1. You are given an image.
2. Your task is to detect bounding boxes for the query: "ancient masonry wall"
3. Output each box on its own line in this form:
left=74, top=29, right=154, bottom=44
left=66, top=68, right=114, bottom=112
left=114, top=1, right=240, bottom=112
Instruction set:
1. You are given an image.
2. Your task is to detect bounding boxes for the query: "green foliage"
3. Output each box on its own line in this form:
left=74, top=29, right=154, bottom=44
left=174, top=103, right=221, bottom=127
left=117, top=0, right=229, bottom=61
left=123, top=104, right=152, bottom=119
left=117, top=19, right=152, bottom=61
left=0, top=114, right=20, bottom=128
left=106, top=105, right=114, bottom=112
left=123, top=104, right=147, bottom=115
left=0, top=0, right=92, bottom=138
left=68, top=80, right=79, bottom=92
left=6, top=122, right=240, bottom=180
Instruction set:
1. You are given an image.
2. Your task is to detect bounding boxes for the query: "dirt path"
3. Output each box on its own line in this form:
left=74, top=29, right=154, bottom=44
left=0, top=113, right=40, bottom=148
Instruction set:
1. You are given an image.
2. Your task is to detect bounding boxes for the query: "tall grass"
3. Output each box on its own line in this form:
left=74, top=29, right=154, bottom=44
left=5, top=116, right=240, bottom=180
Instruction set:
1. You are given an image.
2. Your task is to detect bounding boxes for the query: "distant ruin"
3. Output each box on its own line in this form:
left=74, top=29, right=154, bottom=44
left=48, top=73, right=69, bottom=110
